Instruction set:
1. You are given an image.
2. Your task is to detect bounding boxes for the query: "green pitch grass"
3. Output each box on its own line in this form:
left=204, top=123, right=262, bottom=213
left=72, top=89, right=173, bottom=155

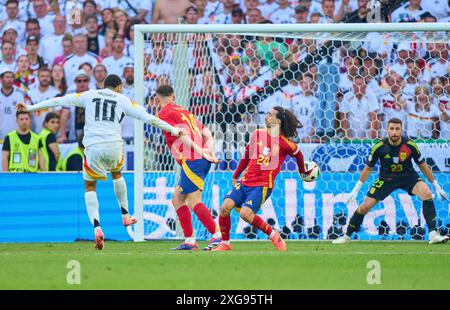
left=1, top=241, right=449, bottom=290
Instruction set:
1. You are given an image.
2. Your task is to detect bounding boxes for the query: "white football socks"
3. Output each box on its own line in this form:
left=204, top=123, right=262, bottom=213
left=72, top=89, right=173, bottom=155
left=113, top=176, right=129, bottom=219
left=85, top=191, right=100, bottom=228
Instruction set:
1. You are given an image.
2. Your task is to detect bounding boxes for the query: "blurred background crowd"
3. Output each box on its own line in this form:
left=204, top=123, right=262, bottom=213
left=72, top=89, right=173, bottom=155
left=0, top=0, right=449, bottom=172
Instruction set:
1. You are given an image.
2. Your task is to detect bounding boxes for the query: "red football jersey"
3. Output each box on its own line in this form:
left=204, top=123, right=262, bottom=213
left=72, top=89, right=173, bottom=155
left=157, top=102, right=205, bottom=164
left=238, top=129, right=300, bottom=188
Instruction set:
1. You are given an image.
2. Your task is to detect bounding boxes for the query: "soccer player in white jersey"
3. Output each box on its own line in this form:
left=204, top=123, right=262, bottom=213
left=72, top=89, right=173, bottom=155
left=17, top=74, right=184, bottom=250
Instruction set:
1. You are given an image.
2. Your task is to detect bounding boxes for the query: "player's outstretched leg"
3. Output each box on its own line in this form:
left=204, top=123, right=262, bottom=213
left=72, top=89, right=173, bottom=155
left=185, top=191, right=222, bottom=251
left=413, top=182, right=449, bottom=244
left=111, top=171, right=137, bottom=226
left=84, top=181, right=104, bottom=250
left=333, top=197, right=377, bottom=244
left=240, top=207, right=286, bottom=252
left=171, top=187, right=198, bottom=250
left=211, top=198, right=235, bottom=252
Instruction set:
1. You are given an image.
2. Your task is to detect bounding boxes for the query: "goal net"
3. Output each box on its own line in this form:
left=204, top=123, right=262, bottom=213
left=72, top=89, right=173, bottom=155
left=132, top=23, right=450, bottom=242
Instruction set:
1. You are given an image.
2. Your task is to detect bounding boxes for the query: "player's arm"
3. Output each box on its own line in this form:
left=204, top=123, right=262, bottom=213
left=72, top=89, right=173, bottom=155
left=412, top=142, right=449, bottom=201
left=123, top=99, right=181, bottom=136
left=232, top=143, right=251, bottom=185
left=17, top=93, right=85, bottom=112
left=347, top=143, right=379, bottom=203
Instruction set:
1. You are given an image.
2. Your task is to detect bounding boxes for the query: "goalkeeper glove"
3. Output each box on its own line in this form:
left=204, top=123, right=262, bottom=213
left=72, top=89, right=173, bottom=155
left=347, top=180, right=363, bottom=204
left=432, top=180, right=449, bottom=201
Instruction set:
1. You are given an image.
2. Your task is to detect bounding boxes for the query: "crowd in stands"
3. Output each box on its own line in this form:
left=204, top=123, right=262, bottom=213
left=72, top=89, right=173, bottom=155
left=0, top=0, right=449, bottom=172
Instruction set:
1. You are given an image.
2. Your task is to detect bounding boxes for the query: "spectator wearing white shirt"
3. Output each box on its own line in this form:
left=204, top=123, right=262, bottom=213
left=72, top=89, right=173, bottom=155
left=379, top=73, right=413, bottom=130
left=420, top=0, right=450, bottom=20
left=338, top=56, right=361, bottom=96
left=244, top=0, right=259, bottom=13
left=146, top=41, right=173, bottom=94
left=89, top=0, right=117, bottom=12
left=340, top=75, right=379, bottom=139
left=63, top=33, right=101, bottom=85
left=212, top=0, right=236, bottom=24
left=93, top=63, right=108, bottom=89
left=86, top=15, right=105, bottom=57
left=135, top=0, right=154, bottom=24
left=320, top=0, right=337, bottom=23
left=269, top=0, right=294, bottom=24
left=28, top=67, right=60, bottom=133
left=290, top=73, right=318, bottom=142
left=427, top=43, right=449, bottom=79
left=403, top=59, right=423, bottom=97
left=41, top=15, right=66, bottom=66
left=431, top=76, right=449, bottom=107
left=102, top=35, right=133, bottom=78
left=391, top=0, right=426, bottom=23
left=246, top=56, right=272, bottom=88
left=0, top=41, right=17, bottom=73
left=294, top=5, right=309, bottom=23
left=0, top=68, right=27, bottom=141
left=258, top=0, right=278, bottom=20
left=24, top=19, right=44, bottom=57
left=2, top=27, right=23, bottom=54
left=438, top=82, right=450, bottom=140
left=195, top=0, right=210, bottom=24
left=64, top=62, right=97, bottom=93
left=184, top=6, right=200, bottom=24
left=1, top=0, right=26, bottom=43
left=407, top=85, right=440, bottom=139
left=82, top=0, right=100, bottom=21
left=25, top=35, right=46, bottom=74
left=205, top=0, right=224, bottom=18
left=247, top=8, right=264, bottom=23
left=50, top=64, right=68, bottom=96
left=231, top=6, right=245, bottom=24
left=18, top=0, right=35, bottom=22
left=117, top=0, right=142, bottom=22
left=382, top=42, right=412, bottom=79
left=52, top=33, right=73, bottom=66
left=32, top=0, right=54, bottom=38
left=120, top=62, right=138, bottom=143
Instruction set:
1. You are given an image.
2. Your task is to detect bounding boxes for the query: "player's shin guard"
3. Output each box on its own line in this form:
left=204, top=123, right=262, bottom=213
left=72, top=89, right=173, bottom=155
left=85, top=191, right=100, bottom=227
left=346, top=208, right=365, bottom=237
left=251, top=215, right=273, bottom=236
left=423, top=199, right=436, bottom=231
left=193, top=203, right=217, bottom=234
left=219, top=214, right=231, bottom=241
left=113, top=176, right=129, bottom=216
left=176, top=205, right=194, bottom=238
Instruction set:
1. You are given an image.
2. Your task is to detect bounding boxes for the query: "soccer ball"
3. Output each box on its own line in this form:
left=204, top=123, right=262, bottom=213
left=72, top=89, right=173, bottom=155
left=301, top=161, right=320, bottom=182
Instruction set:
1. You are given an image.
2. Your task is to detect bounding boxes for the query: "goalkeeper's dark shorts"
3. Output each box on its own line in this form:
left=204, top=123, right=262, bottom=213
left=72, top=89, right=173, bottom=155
left=366, top=174, right=422, bottom=201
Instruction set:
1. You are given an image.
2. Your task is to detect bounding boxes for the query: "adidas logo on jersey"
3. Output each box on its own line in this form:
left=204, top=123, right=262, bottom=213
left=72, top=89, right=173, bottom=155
left=246, top=200, right=253, bottom=206
left=384, top=154, right=391, bottom=159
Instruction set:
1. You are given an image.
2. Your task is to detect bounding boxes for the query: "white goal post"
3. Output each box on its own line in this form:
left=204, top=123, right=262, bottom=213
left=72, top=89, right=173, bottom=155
left=133, top=22, right=450, bottom=242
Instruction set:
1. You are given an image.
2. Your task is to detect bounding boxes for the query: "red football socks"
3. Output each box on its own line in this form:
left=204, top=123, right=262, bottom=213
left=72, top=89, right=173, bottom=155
left=219, top=214, right=231, bottom=241
left=251, top=215, right=273, bottom=236
left=176, top=205, right=193, bottom=238
left=193, top=203, right=217, bottom=234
